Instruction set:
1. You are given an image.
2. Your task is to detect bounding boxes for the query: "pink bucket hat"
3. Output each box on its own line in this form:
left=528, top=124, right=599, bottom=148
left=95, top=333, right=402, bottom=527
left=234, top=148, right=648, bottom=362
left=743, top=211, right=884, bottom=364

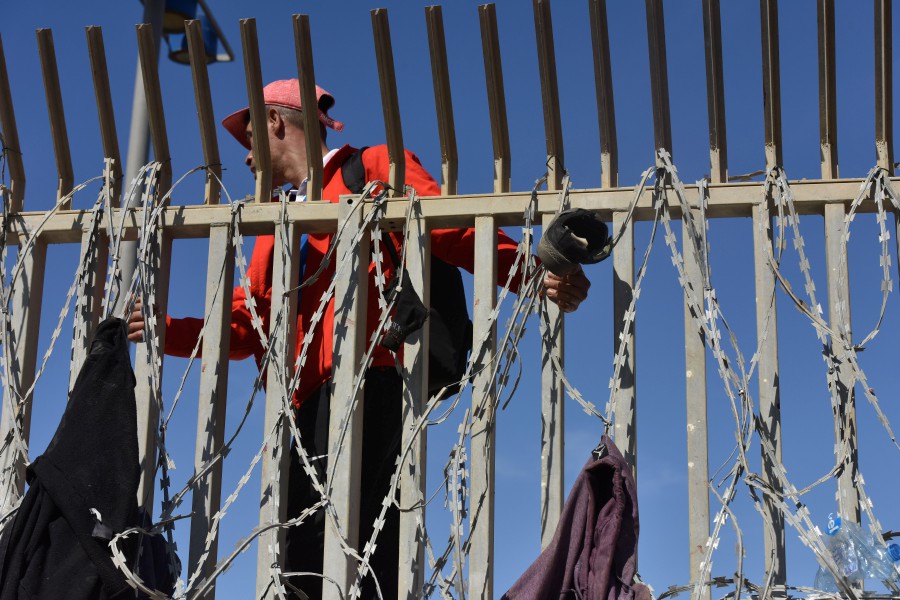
left=222, top=79, right=345, bottom=149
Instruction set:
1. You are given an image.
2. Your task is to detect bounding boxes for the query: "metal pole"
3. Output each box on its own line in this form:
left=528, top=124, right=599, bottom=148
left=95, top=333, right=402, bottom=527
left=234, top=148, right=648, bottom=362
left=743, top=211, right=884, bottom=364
left=116, top=0, right=165, bottom=316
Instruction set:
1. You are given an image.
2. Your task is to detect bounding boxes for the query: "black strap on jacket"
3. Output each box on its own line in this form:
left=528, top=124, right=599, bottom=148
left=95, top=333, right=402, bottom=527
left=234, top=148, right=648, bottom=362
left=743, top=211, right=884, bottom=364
left=341, top=148, right=472, bottom=398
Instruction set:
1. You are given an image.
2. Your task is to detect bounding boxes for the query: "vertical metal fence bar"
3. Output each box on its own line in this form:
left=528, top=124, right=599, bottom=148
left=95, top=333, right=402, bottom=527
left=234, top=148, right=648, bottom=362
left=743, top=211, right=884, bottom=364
left=35, top=29, right=73, bottom=208
left=85, top=26, right=123, bottom=206
left=189, top=224, right=234, bottom=599
left=469, top=216, right=498, bottom=600
left=0, top=34, right=25, bottom=213
left=752, top=202, right=785, bottom=589
left=134, top=20, right=174, bottom=509
left=875, top=0, right=893, bottom=174
left=372, top=9, right=406, bottom=197
left=182, top=24, right=231, bottom=588
left=74, top=26, right=119, bottom=384
left=479, top=4, right=511, bottom=194
left=817, top=0, right=838, bottom=179
left=598, top=0, right=630, bottom=515
left=758, top=0, right=786, bottom=588
left=645, top=0, right=672, bottom=157
left=701, top=0, right=727, bottom=183
left=824, top=204, right=860, bottom=523
left=533, top=0, right=566, bottom=547
left=70, top=226, right=109, bottom=392
left=876, top=0, right=900, bottom=284
left=136, top=23, right=172, bottom=197
left=683, top=215, right=710, bottom=600
left=256, top=222, right=300, bottom=599
left=425, top=6, right=459, bottom=196
left=240, top=19, right=271, bottom=205
left=399, top=210, right=429, bottom=600
left=0, top=238, right=46, bottom=510
left=293, top=15, right=324, bottom=203
left=185, top=19, right=222, bottom=205
left=533, top=0, right=565, bottom=190
left=588, top=0, right=618, bottom=189
left=539, top=214, right=565, bottom=549
left=760, top=0, right=783, bottom=169
left=820, top=12, right=845, bottom=531
left=134, top=231, right=173, bottom=508
left=323, top=198, right=369, bottom=600
left=611, top=212, right=636, bottom=472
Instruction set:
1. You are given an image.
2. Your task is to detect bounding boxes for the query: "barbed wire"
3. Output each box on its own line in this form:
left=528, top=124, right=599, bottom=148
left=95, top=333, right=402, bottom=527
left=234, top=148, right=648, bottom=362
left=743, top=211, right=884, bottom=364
left=0, top=154, right=898, bottom=600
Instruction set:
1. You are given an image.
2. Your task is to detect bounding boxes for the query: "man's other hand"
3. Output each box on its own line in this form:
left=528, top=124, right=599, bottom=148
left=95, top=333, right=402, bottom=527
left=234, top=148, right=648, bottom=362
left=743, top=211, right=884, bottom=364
left=127, top=299, right=146, bottom=343
left=543, top=266, right=590, bottom=313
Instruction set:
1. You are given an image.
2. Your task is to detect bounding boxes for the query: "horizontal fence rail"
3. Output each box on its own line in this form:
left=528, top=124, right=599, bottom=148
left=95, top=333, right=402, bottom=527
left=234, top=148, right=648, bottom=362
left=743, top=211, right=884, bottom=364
left=5, top=177, right=900, bottom=241
left=0, top=3, right=898, bottom=600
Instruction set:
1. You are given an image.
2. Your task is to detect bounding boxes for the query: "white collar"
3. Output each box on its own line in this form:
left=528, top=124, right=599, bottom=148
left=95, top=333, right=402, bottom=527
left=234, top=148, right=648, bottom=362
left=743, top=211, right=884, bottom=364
left=294, top=148, right=340, bottom=200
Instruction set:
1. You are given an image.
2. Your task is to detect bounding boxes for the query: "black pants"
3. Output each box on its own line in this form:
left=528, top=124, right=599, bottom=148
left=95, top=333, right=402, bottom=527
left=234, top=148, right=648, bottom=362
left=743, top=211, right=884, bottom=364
left=285, top=367, right=403, bottom=600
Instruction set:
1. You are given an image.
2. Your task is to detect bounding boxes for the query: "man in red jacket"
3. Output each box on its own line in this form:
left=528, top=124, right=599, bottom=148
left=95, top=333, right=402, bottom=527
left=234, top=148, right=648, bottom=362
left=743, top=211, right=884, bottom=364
left=129, top=79, right=590, bottom=599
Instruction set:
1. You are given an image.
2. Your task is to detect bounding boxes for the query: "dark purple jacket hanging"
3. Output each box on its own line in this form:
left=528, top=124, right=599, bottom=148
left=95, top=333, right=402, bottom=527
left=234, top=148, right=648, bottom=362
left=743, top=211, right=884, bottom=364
left=502, top=435, right=651, bottom=600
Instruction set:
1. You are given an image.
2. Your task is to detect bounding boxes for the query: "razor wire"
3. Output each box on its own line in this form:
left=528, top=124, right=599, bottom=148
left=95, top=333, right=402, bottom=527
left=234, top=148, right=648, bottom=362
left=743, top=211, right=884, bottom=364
left=1, top=153, right=900, bottom=600
left=119, top=174, right=385, bottom=598
left=0, top=165, right=112, bottom=513
left=654, top=154, right=900, bottom=600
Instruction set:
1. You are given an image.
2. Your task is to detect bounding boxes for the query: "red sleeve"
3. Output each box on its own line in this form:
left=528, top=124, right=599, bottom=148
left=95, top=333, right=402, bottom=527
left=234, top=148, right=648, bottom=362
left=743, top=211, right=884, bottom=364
left=362, top=146, right=525, bottom=290
left=430, top=227, right=525, bottom=291
left=164, top=237, right=273, bottom=361
left=163, top=283, right=270, bottom=361
left=163, top=314, right=204, bottom=357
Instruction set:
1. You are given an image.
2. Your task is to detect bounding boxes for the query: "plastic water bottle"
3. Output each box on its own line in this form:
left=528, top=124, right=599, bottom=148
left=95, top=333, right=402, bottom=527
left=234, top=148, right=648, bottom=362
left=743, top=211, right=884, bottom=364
left=861, top=535, right=900, bottom=582
left=813, top=565, right=839, bottom=593
left=813, top=514, right=863, bottom=591
left=827, top=515, right=863, bottom=579
left=838, top=519, right=900, bottom=583
left=813, top=514, right=900, bottom=591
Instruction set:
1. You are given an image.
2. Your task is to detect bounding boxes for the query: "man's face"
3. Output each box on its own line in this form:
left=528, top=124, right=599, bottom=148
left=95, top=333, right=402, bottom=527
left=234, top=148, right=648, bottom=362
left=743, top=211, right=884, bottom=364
left=243, top=118, right=287, bottom=188
left=243, top=113, right=307, bottom=188
left=243, top=120, right=260, bottom=177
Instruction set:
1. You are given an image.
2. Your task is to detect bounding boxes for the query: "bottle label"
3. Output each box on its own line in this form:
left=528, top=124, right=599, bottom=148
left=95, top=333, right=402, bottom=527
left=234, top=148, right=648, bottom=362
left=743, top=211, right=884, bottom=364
left=826, top=513, right=842, bottom=536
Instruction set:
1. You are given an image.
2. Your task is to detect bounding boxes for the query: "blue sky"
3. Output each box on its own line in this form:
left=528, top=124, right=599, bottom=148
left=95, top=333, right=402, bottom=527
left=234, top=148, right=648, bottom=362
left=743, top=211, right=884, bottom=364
left=4, top=0, right=900, bottom=598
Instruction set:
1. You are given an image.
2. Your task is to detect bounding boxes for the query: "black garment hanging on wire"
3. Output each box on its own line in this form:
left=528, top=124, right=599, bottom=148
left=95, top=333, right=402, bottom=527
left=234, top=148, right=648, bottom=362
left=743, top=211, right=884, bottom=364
left=0, top=318, right=176, bottom=600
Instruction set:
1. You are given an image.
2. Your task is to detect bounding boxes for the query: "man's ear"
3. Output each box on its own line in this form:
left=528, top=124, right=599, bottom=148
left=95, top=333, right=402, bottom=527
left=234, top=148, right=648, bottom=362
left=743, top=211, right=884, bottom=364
left=268, top=107, right=285, bottom=137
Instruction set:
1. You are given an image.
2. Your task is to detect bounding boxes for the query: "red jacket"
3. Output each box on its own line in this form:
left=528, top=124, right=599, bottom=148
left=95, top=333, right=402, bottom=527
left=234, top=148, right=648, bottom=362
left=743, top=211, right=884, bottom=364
left=164, top=144, right=523, bottom=406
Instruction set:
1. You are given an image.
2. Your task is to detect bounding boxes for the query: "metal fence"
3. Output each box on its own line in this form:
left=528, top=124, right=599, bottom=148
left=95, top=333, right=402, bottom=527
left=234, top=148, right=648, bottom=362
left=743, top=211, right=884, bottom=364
left=0, top=1, right=897, bottom=599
